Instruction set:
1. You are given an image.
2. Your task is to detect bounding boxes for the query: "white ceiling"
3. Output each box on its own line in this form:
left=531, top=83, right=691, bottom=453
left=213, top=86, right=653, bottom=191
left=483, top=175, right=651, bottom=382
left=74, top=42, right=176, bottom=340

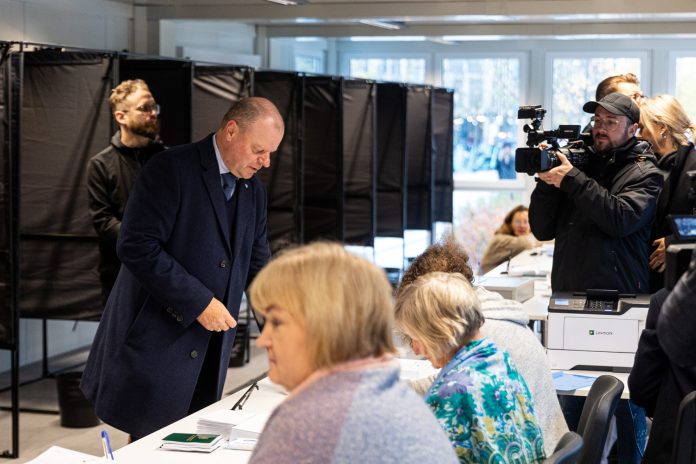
left=133, top=0, right=696, bottom=39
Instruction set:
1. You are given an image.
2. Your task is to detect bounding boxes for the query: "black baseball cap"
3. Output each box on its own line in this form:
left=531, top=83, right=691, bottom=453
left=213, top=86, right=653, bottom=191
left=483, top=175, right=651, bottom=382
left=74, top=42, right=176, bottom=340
left=583, top=92, right=640, bottom=124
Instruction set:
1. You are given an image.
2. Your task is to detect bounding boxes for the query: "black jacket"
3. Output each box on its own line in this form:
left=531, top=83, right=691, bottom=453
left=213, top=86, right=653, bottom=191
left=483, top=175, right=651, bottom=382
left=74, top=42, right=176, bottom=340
left=650, top=143, right=696, bottom=290
left=529, top=138, right=663, bottom=293
left=629, top=252, right=696, bottom=463
left=87, top=132, right=166, bottom=298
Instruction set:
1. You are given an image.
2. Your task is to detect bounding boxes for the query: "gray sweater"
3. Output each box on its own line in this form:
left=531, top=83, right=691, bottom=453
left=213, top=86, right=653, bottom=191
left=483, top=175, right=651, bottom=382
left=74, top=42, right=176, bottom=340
left=409, top=286, right=568, bottom=456
left=250, top=357, right=459, bottom=464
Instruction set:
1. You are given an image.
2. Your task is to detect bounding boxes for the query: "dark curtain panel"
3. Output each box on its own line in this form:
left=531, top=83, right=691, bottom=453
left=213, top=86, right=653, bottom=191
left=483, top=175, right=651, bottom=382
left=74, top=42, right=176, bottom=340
left=0, top=51, right=15, bottom=345
left=119, top=58, right=192, bottom=146
left=191, top=65, right=252, bottom=141
left=342, top=79, right=376, bottom=246
left=253, top=71, right=303, bottom=253
left=19, top=50, right=114, bottom=319
left=432, top=88, right=454, bottom=223
left=405, top=86, right=433, bottom=230
left=303, top=77, right=342, bottom=242
left=376, top=83, right=407, bottom=237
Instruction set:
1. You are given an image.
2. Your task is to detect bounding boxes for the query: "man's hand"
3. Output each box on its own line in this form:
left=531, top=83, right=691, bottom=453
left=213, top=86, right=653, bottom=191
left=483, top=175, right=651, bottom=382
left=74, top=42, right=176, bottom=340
left=649, top=237, right=666, bottom=272
left=196, top=297, right=237, bottom=332
left=537, top=152, right=574, bottom=188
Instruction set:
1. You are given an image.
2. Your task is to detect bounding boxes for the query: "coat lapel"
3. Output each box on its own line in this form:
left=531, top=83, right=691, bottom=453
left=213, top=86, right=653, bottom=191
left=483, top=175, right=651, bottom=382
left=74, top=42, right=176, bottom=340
left=198, top=134, right=232, bottom=252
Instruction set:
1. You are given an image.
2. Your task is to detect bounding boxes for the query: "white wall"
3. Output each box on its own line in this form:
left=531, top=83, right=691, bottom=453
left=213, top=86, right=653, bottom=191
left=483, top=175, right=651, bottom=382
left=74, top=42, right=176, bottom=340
left=0, top=0, right=132, bottom=50
left=160, top=20, right=260, bottom=66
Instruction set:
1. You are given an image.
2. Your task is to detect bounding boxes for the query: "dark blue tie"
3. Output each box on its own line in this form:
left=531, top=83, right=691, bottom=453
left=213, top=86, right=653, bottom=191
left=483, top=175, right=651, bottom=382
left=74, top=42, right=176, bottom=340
left=221, top=173, right=236, bottom=201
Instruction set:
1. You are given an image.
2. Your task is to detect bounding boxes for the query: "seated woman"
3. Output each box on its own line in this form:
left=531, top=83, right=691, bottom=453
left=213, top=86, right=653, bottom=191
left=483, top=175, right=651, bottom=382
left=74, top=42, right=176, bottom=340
left=480, top=205, right=537, bottom=273
left=397, top=236, right=567, bottom=456
left=637, top=94, right=696, bottom=291
left=247, top=242, right=458, bottom=464
left=395, top=272, right=546, bottom=463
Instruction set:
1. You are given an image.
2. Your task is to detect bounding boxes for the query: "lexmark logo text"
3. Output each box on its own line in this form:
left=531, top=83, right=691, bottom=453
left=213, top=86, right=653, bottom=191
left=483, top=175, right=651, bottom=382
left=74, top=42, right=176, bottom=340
left=588, top=330, right=614, bottom=336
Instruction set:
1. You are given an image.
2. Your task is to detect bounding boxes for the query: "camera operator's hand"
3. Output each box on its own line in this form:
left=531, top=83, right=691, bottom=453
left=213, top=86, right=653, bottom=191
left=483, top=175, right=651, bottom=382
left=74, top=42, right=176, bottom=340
left=537, top=152, right=573, bottom=188
left=649, top=237, right=666, bottom=272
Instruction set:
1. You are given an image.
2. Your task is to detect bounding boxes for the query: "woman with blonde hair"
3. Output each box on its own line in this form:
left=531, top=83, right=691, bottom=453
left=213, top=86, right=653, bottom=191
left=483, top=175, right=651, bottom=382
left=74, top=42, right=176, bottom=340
left=395, top=272, right=545, bottom=463
left=638, top=94, right=696, bottom=290
left=247, top=242, right=458, bottom=464
left=480, top=205, right=537, bottom=273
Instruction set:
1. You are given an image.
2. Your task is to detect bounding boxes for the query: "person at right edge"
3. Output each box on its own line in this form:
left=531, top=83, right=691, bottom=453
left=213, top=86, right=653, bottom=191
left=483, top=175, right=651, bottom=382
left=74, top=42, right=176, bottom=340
left=529, top=92, right=663, bottom=463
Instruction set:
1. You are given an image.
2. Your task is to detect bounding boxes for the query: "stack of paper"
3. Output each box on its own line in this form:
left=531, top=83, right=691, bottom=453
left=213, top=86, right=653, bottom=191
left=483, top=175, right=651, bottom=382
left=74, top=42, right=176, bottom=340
left=398, top=358, right=439, bottom=381
left=196, top=410, right=269, bottom=440
left=160, top=433, right=222, bottom=453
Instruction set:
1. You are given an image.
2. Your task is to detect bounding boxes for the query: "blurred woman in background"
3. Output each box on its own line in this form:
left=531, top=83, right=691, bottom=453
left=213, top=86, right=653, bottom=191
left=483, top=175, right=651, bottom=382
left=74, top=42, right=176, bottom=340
left=480, top=205, right=537, bottom=273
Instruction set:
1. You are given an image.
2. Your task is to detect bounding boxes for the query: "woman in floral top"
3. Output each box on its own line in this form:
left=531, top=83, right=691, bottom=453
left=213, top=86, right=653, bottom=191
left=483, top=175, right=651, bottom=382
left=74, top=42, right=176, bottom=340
left=395, top=272, right=545, bottom=463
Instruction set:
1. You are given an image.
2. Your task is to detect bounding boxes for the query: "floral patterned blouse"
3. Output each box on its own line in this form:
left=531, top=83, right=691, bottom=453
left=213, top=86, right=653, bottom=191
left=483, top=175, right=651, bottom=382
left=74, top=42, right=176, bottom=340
left=426, top=337, right=546, bottom=463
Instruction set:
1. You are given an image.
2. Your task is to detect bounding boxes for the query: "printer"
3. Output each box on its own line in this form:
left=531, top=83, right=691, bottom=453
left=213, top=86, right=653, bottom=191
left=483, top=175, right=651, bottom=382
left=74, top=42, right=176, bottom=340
left=546, top=289, right=650, bottom=370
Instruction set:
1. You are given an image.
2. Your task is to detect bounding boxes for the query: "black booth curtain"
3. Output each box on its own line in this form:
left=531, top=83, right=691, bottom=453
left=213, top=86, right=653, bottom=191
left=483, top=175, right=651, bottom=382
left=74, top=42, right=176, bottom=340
left=119, top=59, right=193, bottom=146
left=302, top=77, right=376, bottom=246
left=432, top=88, right=454, bottom=223
left=405, top=86, right=433, bottom=230
left=342, top=80, right=376, bottom=246
left=303, top=77, right=342, bottom=242
left=376, top=83, right=407, bottom=237
left=0, top=52, right=14, bottom=345
left=253, top=71, right=304, bottom=252
left=19, top=50, right=114, bottom=319
left=192, top=66, right=252, bottom=142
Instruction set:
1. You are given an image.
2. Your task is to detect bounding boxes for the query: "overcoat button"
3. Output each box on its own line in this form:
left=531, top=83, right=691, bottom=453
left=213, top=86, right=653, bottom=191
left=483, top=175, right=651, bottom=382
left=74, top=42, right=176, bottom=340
left=190, top=350, right=198, bottom=359
left=219, top=260, right=227, bottom=268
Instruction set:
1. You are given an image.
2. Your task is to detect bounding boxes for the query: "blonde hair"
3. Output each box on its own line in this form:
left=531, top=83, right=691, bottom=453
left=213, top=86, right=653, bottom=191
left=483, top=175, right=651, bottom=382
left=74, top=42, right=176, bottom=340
left=249, top=242, right=395, bottom=370
left=640, top=94, right=696, bottom=148
left=395, top=272, right=484, bottom=361
left=109, top=79, right=150, bottom=112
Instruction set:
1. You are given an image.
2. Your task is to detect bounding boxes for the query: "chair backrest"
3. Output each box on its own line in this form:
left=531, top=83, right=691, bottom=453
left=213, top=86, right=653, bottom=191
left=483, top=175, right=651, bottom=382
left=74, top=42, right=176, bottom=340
left=576, top=375, right=624, bottom=464
left=543, top=431, right=583, bottom=464
left=673, top=390, right=696, bottom=464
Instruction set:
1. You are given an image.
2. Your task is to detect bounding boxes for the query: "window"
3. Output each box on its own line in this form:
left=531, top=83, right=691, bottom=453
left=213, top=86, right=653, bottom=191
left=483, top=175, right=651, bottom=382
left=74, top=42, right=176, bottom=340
left=549, top=56, right=642, bottom=128
left=441, top=57, right=521, bottom=183
left=295, top=55, right=324, bottom=74
left=348, top=58, right=426, bottom=83
left=674, top=56, right=696, bottom=121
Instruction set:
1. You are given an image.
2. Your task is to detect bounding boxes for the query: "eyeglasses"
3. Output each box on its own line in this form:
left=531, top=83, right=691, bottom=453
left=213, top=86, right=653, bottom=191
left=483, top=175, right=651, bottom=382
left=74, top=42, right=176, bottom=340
left=121, top=103, right=160, bottom=116
left=590, top=116, right=621, bottom=130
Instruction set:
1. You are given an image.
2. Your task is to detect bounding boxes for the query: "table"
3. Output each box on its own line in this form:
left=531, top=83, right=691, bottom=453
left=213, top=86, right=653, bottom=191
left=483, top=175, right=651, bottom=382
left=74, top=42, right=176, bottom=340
left=114, top=376, right=286, bottom=464
left=483, top=246, right=553, bottom=323
left=553, top=370, right=630, bottom=400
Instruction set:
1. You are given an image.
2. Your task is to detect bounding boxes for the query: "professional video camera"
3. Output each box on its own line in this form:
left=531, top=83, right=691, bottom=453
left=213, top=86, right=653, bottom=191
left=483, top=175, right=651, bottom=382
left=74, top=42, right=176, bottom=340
left=664, top=171, right=696, bottom=290
left=514, top=105, right=593, bottom=175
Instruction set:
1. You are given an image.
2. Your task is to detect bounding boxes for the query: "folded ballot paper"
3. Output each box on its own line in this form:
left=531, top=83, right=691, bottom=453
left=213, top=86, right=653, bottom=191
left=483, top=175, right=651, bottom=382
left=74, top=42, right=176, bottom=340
left=160, top=433, right=223, bottom=453
left=197, top=409, right=270, bottom=441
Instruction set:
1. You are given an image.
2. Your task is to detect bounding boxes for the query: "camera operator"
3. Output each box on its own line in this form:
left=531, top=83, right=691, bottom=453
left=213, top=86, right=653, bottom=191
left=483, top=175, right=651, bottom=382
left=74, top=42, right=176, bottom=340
left=529, top=92, right=663, bottom=294
left=530, top=92, right=663, bottom=463
left=629, top=250, right=696, bottom=463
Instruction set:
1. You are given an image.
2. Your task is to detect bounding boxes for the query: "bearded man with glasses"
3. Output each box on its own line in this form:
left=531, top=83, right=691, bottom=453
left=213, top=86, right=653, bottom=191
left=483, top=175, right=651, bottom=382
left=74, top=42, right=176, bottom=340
left=87, top=79, right=167, bottom=306
left=530, top=92, right=663, bottom=295
left=530, top=92, right=663, bottom=464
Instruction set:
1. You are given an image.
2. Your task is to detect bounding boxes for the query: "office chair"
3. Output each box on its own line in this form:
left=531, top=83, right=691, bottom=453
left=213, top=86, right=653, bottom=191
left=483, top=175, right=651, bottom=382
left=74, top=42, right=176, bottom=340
left=576, top=375, right=624, bottom=464
left=543, top=431, right=583, bottom=464
left=673, top=390, right=696, bottom=464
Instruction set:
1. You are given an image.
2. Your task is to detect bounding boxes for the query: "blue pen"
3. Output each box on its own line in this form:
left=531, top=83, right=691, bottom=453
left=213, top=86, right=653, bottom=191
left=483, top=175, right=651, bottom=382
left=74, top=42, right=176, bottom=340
left=101, top=430, right=114, bottom=461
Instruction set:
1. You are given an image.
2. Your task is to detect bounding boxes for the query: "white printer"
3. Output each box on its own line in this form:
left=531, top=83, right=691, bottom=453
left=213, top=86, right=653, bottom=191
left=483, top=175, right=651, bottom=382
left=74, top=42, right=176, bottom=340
left=546, top=290, right=650, bottom=370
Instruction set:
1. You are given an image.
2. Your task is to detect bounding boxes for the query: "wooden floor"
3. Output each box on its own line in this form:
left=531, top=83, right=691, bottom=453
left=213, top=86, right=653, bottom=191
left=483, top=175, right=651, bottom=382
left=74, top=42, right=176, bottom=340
left=0, top=344, right=268, bottom=463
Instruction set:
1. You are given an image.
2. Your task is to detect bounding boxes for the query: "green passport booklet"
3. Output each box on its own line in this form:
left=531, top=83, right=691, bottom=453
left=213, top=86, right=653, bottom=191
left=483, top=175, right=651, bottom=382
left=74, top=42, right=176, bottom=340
left=162, top=433, right=221, bottom=445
